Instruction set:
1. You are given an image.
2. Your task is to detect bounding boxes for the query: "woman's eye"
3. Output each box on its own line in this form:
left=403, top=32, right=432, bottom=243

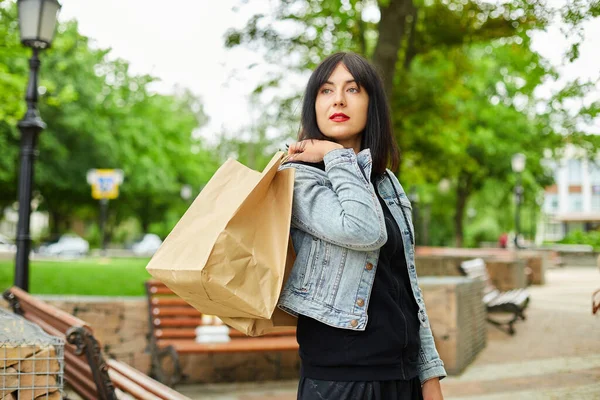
left=348, top=87, right=359, bottom=93
left=321, top=88, right=332, bottom=94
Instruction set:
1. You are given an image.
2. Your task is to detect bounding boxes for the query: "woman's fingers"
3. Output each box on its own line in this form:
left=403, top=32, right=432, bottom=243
left=288, top=141, right=304, bottom=155
left=287, top=140, right=329, bottom=162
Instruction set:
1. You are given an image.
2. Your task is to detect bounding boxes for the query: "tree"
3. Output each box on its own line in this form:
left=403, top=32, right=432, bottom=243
left=0, top=2, right=27, bottom=211
left=0, top=2, right=219, bottom=242
left=225, top=0, right=596, bottom=245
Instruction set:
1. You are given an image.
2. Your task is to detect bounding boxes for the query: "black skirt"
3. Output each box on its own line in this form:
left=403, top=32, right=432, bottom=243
left=297, top=377, right=423, bottom=400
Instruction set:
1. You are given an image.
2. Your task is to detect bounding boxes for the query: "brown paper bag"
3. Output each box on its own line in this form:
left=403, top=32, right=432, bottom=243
left=146, top=152, right=296, bottom=327
left=220, top=235, right=298, bottom=336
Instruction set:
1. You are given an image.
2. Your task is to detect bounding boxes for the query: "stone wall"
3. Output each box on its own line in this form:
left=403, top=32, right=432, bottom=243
left=1, top=295, right=300, bottom=384
left=30, top=291, right=485, bottom=380
left=415, top=248, right=538, bottom=290
left=420, top=277, right=487, bottom=375
left=39, top=296, right=150, bottom=372
left=1, top=264, right=495, bottom=383
left=558, top=251, right=599, bottom=267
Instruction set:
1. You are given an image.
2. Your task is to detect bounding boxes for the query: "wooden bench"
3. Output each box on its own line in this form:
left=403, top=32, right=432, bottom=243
left=3, top=286, right=191, bottom=400
left=145, top=280, right=299, bottom=386
left=459, top=258, right=530, bottom=335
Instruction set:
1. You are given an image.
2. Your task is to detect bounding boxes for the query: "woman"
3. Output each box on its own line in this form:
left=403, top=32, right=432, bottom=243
left=279, top=52, right=446, bottom=400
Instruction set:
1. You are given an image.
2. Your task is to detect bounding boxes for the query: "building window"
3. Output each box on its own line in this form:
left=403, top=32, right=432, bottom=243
left=544, top=194, right=559, bottom=213
left=568, top=193, right=583, bottom=212
left=566, top=222, right=585, bottom=234
left=590, top=162, right=600, bottom=184
left=592, top=194, right=600, bottom=212
left=544, top=221, right=564, bottom=240
left=568, top=159, right=582, bottom=184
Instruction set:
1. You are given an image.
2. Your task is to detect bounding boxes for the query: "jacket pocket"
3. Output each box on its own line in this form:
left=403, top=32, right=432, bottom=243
left=295, top=236, right=321, bottom=293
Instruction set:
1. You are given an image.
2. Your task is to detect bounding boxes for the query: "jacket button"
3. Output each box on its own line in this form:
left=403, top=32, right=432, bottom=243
left=350, top=319, right=358, bottom=327
left=356, top=298, right=365, bottom=307
left=365, top=263, right=373, bottom=271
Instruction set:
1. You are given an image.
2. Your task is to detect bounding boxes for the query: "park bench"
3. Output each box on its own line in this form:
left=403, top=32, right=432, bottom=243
left=145, top=280, right=299, bottom=386
left=3, top=286, right=191, bottom=400
left=459, top=258, right=530, bottom=335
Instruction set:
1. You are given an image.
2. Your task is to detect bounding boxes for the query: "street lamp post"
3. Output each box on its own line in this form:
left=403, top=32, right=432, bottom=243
left=14, top=0, right=61, bottom=291
left=511, top=153, right=526, bottom=249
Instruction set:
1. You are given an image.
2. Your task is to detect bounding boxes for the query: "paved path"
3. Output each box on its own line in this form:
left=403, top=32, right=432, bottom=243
left=178, top=267, right=600, bottom=399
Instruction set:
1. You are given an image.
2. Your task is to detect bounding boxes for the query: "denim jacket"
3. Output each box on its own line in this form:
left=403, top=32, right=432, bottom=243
left=277, top=148, right=446, bottom=384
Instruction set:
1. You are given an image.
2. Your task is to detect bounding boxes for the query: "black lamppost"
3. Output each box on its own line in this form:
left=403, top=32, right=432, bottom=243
left=14, top=0, right=61, bottom=291
left=512, top=153, right=526, bottom=249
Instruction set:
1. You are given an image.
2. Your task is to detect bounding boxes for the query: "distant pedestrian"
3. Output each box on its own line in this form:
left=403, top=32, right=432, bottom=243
left=499, top=232, right=508, bottom=248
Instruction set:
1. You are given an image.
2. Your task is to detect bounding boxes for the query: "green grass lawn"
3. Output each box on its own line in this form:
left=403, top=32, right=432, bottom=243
left=0, top=257, right=153, bottom=296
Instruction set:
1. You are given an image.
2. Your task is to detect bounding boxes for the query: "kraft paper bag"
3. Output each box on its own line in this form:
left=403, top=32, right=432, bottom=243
left=146, top=152, right=297, bottom=332
left=220, top=234, right=298, bottom=336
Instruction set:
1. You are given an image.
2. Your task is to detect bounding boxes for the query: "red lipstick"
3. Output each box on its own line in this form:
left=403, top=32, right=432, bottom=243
left=330, top=113, right=350, bottom=122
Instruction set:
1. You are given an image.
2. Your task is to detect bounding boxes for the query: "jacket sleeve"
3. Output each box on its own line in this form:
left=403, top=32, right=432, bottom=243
left=280, top=148, right=387, bottom=251
left=417, top=298, right=448, bottom=384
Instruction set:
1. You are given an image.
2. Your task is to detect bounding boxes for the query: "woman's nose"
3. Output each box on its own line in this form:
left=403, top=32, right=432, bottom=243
left=334, top=92, right=346, bottom=107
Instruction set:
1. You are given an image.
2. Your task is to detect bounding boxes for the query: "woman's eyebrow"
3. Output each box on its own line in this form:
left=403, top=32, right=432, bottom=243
left=324, top=79, right=357, bottom=85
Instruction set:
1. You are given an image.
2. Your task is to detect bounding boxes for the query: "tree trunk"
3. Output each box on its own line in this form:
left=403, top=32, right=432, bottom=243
left=372, top=0, right=413, bottom=98
left=357, top=10, right=367, bottom=56
left=140, top=196, right=151, bottom=233
left=454, top=172, right=472, bottom=248
left=403, top=2, right=418, bottom=69
left=49, top=210, right=62, bottom=240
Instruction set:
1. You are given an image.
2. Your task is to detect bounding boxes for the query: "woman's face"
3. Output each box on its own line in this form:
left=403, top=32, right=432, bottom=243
left=315, top=63, right=369, bottom=150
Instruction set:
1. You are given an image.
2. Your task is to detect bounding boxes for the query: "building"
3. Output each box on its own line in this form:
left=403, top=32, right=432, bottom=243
left=538, top=145, right=600, bottom=242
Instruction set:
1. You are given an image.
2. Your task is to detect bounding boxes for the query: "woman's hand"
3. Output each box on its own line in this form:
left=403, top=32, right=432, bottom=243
left=422, top=378, right=444, bottom=400
left=287, top=140, right=344, bottom=163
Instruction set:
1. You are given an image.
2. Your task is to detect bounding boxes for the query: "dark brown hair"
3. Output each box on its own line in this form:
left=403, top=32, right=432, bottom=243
left=299, top=52, right=399, bottom=174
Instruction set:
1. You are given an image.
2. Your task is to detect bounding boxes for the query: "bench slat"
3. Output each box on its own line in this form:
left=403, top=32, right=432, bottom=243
left=66, top=365, right=98, bottom=400
left=156, top=328, right=246, bottom=339
left=151, top=298, right=190, bottom=307
left=153, top=317, right=202, bottom=328
left=489, top=289, right=527, bottom=307
left=151, top=307, right=201, bottom=317
left=9, top=286, right=92, bottom=333
left=64, top=351, right=98, bottom=399
left=109, top=368, right=163, bottom=400
left=155, top=328, right=297, bottom=339
left=147, top=280, right=168, bottom=289
left=156, top=328, right=196, bottom=339
left=148, top=286, right=175, bottom=295
left=108, top=360, right=190, bottom=400
left=157, top=336, right=299, bottom=354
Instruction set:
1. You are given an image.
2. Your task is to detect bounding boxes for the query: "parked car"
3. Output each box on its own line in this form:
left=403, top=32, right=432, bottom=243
left=40, top=234, right=89, bottom=257
left=0, top=234, right=16, bottom=253
left=132, top=233, right=162, bottom=256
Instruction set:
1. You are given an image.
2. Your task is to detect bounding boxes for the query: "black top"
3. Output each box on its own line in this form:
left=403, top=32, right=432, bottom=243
left=296, top=171, right=421, bottom=382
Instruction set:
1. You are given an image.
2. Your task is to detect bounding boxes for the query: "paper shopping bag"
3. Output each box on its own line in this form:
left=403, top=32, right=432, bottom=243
left=145, top=152, right=295, bottom=321
left=219, top=234, right=298, bottom=336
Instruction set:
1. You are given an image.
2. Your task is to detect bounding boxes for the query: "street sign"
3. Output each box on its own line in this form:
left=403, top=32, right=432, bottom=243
left=86, top=169, right=124, bottom=200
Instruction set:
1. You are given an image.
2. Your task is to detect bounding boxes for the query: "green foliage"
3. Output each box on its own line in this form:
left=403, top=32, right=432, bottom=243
left=464, top=214, right=501, bottom=248
left=0, top=257, right=151, bottom=296
left=225, top=0, right=599, bottom=246
left=0, top=2, right=220, bottom=241
left=558, top=229, right=600, bottom=250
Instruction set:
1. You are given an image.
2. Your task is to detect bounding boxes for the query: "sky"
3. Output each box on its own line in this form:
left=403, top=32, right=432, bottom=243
left=58, top=0, right=600, bottom=141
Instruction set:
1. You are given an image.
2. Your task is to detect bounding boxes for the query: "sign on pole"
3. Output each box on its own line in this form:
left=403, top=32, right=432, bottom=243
left=86, top=169, right=124, bottom=200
